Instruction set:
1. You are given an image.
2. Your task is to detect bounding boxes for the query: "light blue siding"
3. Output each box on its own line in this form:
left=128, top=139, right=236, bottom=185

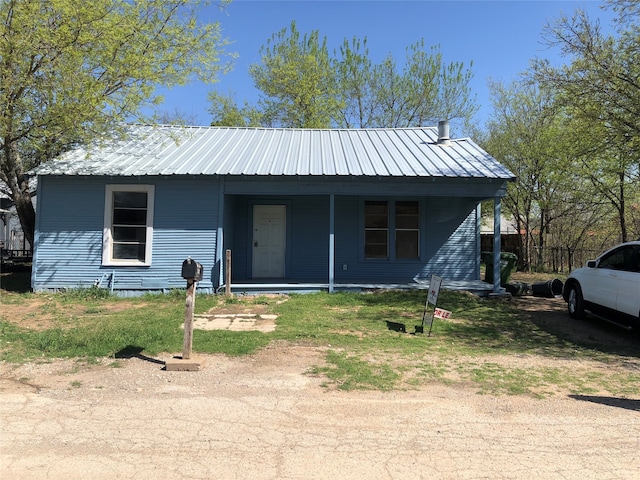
left=34, top=176, right=482, bottom=293
left=152, top=178, right=219, bottom=290
left=33, top=176, right=221, bottom=293
left=289, top=196, right=330, bottom=279
left=421, top=198, right=480, bottom=281
left=34, top=177, right=107, bottom=289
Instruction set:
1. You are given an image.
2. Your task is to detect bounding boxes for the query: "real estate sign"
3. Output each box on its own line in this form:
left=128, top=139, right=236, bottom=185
left=427, top=275, right=442, bottom=305
left=422, top=274, right=443, bottom=336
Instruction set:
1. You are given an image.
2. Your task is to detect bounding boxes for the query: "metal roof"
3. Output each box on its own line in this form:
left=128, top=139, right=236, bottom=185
left=35, top=124, right=515, bottom=179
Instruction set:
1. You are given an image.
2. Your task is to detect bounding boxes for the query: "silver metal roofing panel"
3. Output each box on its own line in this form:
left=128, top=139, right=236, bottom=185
left=35, top=124, right=515, bottom=180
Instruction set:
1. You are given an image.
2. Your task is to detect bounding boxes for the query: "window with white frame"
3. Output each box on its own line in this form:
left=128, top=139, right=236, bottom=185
left=103, top=185, right=154, bottom=266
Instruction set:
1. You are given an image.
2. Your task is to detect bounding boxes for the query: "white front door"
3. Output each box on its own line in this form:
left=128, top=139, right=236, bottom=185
left=252, top=205, right=286, bottom=278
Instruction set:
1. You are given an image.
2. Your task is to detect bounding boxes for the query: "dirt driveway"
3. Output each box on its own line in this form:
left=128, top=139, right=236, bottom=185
left=2, top=296, right=640, bottom=479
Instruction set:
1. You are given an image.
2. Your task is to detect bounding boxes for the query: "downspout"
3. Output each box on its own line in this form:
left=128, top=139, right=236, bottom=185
left=31, top=182, right=41, bottom=291
left=329, top=194, right=335, bottom=293
left=493, top=196, right=503, bottom=294
left=476, top=203, right=482, bottom=279
left=216, top=178, right=225, bottom=290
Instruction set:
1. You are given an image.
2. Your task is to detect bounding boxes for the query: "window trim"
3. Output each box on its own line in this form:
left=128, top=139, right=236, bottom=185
left=103, top=184, right=154, bottom=267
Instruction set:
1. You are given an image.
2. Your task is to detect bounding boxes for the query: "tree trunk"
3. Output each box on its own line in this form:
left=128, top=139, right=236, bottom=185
left=618, top=171, right=627, bottom=243
left=524, top=212, right=533, bottom=272
left=13, top=190, right=36, bottom=249
left=514, top=216, right=528, bottom=272
left=2, top=140, right=36, bottom=248
left=537, top=209, right=547, bottom=271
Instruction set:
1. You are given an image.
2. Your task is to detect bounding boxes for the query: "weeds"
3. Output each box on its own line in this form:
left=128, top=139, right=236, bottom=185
left=314, top=350, right=400, bottom=391
left=1, top=288, right=639, bottom=397
left=58, top=286, right=112, bottom=301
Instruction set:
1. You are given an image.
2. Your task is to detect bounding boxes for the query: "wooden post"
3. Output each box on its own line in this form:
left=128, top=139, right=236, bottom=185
left=182, top=279, right=196, bottom=360
left=165, top=258, right=205, bottom=371
left=225, top=249, right=232, bottom=296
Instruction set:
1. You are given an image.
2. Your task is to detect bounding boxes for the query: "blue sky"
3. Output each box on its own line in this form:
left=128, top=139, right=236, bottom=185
left=153, top=0, right=616, bottom=131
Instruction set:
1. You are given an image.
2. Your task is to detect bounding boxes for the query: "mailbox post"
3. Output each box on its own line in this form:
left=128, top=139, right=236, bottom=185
left=181, top=258, right=203, bottom=360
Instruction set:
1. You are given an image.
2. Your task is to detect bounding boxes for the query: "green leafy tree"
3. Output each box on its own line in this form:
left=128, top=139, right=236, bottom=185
left=0, top=0, right=230, bottom=247
left=208, top=91, right=263, bottom=127
left=333, top=37, right=377, bottom=127
left=484, top=79, right=594, bottom=270
left=248, top=21, right=342, bottom=128
left=564, top=114, right=640, bottom=243
left=212, top=23, right=476, bottom=130
left=347, top=39, right=476, bottom=128
left=531, top=0, right=639, bottom=241
left=533, top=2, right=639, bottom=142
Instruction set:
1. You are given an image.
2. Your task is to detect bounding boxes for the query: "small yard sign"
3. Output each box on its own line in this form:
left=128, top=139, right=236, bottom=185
left=434, top=308, right=452, bottom=319
left=422, top=274, right=443, bottom=336
left=427, top=275, right=442, bottom=305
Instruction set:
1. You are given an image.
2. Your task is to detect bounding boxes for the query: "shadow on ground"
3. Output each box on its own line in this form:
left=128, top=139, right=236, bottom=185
left=514, top=295, right=640, bottom=359
left=569, top=395, right=640, bottom=411
left=0, top=265, right=31, bottom=293
left=114, top=346, right=165, bottom=365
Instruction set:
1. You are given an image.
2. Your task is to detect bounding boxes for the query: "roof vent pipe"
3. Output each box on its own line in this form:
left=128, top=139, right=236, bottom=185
left=437, top=120, right=450, bottom=145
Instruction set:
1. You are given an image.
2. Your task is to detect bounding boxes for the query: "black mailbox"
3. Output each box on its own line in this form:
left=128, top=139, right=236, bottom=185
left=181, top=258, right=203, bottom=281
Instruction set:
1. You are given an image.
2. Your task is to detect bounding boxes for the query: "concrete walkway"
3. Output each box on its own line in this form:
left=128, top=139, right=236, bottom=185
left=184, top=312, right=278, bottom=332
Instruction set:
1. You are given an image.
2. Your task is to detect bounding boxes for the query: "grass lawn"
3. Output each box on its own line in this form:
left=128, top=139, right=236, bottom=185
left=1, top=272, right=639, bottom=397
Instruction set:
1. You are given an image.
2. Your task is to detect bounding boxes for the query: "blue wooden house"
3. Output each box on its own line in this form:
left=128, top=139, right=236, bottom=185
left=31, top=123, right=514, bottom=295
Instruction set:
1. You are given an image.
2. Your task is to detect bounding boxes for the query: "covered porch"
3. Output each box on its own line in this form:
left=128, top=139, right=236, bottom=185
left=217, top=186, right=508, bottom=296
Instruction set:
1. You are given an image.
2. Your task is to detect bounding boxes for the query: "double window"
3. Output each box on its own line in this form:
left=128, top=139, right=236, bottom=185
left=364, top=200, right=420, bottom=260
left=103, top=185, right=154, bottom=266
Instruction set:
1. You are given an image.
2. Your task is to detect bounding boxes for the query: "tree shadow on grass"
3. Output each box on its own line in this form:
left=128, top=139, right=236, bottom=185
left=418, top=293, right=640, bottom=360
left=513, top=296, right=640, bottom=359
left=0, top=266, right=32, bottom=293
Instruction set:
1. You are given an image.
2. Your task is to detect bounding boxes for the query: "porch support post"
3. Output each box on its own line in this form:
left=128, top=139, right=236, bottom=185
left=329, top=194, right=335, bottom=293
left=31, top=195, right=40, bottom=290
left=493, top=196, right=503, bottom=294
